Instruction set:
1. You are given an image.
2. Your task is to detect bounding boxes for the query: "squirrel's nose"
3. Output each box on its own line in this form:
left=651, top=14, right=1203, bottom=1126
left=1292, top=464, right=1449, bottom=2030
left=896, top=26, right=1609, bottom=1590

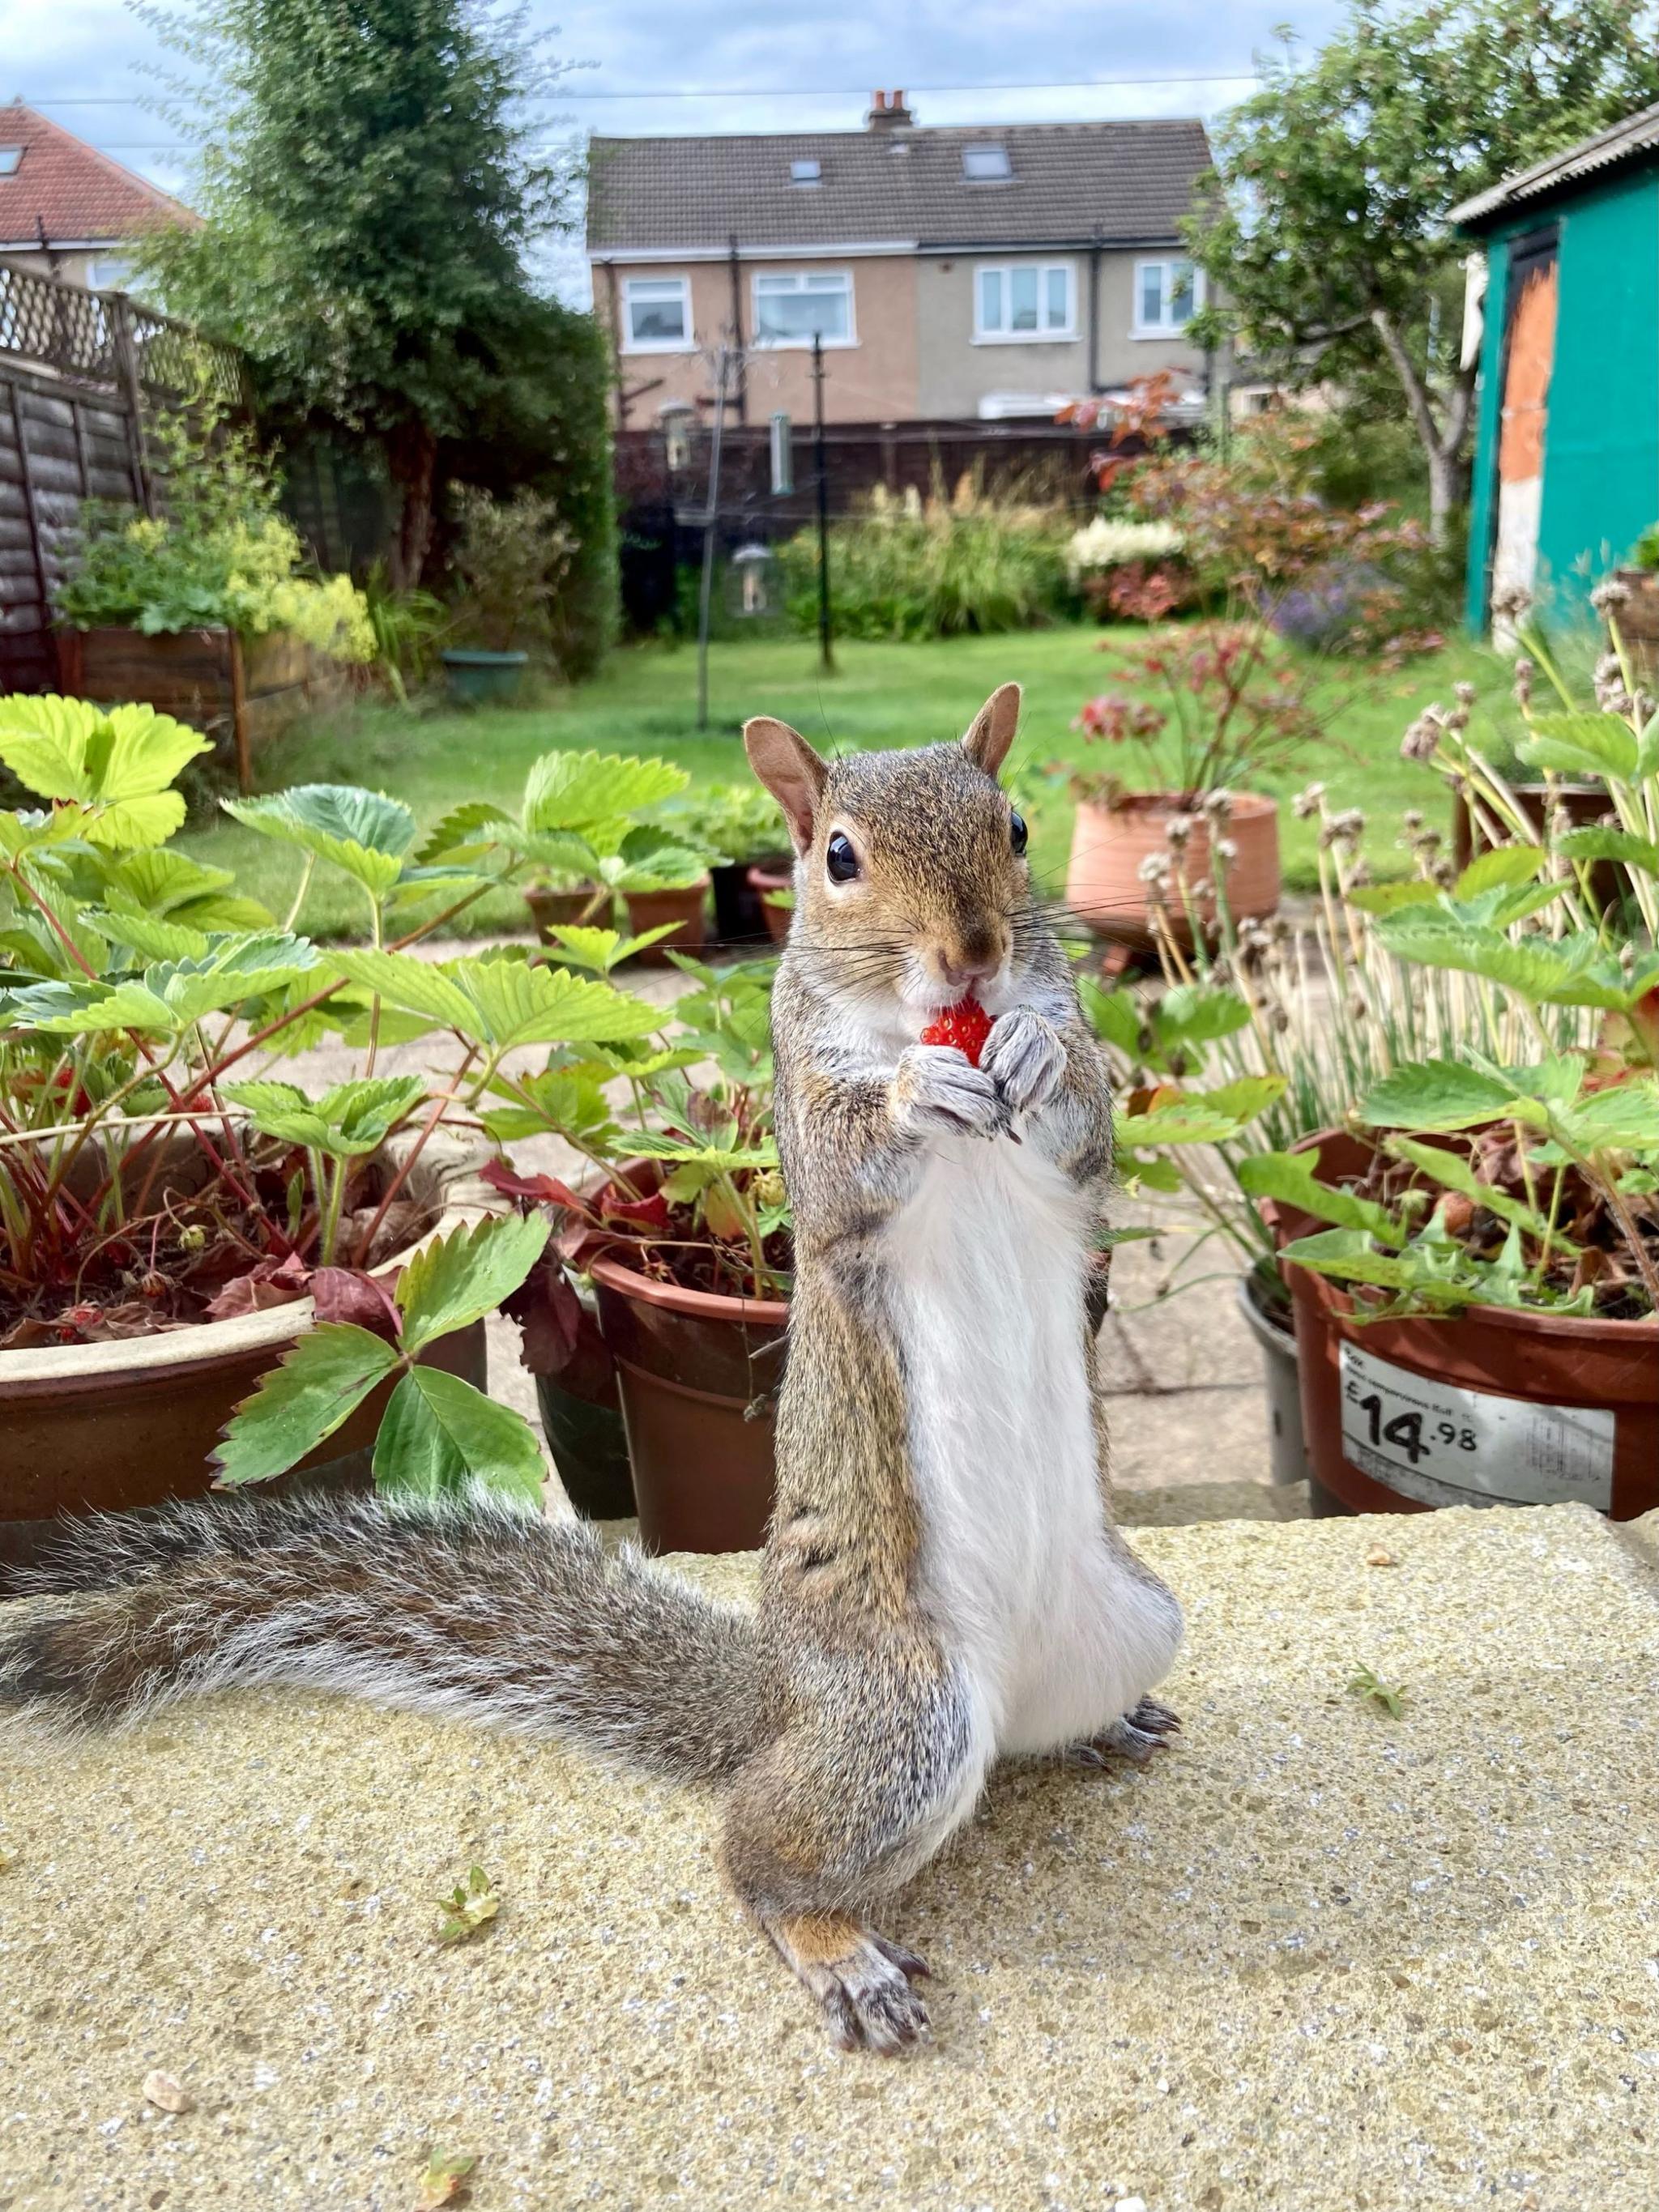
left=938, top=950, right=999, bottom=989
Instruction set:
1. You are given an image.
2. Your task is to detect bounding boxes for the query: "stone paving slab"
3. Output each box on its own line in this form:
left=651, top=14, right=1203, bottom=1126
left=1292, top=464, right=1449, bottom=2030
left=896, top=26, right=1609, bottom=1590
left=4, top=1504, right=1657, bottom=2210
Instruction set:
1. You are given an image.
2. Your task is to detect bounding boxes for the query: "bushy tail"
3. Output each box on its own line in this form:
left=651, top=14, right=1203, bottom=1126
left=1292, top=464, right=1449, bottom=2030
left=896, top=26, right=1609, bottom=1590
left=0, top=1493, right=765, bottom=1784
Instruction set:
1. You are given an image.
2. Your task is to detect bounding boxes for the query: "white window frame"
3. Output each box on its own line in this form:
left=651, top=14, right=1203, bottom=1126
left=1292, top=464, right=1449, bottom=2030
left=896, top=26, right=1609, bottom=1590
left=1132, top=258, right=1205, bottom=339
left=972, top=261, right=1078, bottom=346
left=620, top=274, right=694, bottom=355
left=87, top=256, right=134, bottom=293
left=750, top=268, right=856, bottom=351
left=0, top=147, right=23, bottom=179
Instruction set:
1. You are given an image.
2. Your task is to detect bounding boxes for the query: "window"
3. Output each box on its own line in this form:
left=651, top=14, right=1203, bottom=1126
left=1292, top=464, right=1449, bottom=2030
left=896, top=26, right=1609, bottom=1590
left=0, top=147, right=23, bottom=178
left=975, top=262, right=1076, bottom=343
left=753, top=269, right=854, bottom=347
left=789, top=158, right=821, bottom=185
left=621, top=275, right=693, bottom=352
left=1134, top=258, right=1203, bottom=335
left=87, top=257, right=134, bottom=293
left=962, top=143, right=1012, bottom=182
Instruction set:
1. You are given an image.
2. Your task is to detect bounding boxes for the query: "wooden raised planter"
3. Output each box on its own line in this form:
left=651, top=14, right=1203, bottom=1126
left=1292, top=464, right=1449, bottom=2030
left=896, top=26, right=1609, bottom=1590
left=0, top=1127, right=507, bottom=1585
left=54, top=626, right=344, bottom=793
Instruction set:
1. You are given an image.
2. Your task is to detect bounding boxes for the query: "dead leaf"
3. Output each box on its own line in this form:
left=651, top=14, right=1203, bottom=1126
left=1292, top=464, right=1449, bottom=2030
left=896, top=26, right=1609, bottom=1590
left=435, top=1865, right=499, bottom=1946
left=309, top=1266, right=402, bottom=1336
left=415, top=2152, right=478, bottom=2210
left=142, top=2069, right=192, bottom=2114
left=1365, top=1546, right=1398, bottom=1568
left=205, top=1251, right=311, bottom=1320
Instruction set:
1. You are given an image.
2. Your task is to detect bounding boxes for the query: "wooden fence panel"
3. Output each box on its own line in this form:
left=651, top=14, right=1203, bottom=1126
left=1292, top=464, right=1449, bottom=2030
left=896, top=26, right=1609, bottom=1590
left=0, top=256, right=248, bottom=697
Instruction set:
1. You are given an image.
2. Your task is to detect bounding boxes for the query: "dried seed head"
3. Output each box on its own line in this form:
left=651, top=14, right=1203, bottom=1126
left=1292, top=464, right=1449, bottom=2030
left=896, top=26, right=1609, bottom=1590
left=1491, top=581, right=1533, bottom=622
left=1512, top=658, right=1534, bottom=707
left=1137, top=850, right=1172, bottom=884
left=1214, top=837, right=1238, bottom=864
left=1402, top=808, right=1423, bottom=832
left=1590, top=577, right=1631, bottom=613
left=1453, top=680, right=1476, bottom=708
left=1164, top=812, right=1193, bottom=850
left=1201, top=786, right=1235, bottom=821
left=1292, top=782, right=1325, bottom=819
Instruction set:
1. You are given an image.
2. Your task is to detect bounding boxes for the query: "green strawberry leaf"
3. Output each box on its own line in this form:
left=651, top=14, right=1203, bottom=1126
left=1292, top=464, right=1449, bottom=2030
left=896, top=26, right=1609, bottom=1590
left=373, top=1367, right=544, bottom=1502
left=396, top=1213, right=551, bottom=1356
left=212, top=1323, right=401, bottom=1487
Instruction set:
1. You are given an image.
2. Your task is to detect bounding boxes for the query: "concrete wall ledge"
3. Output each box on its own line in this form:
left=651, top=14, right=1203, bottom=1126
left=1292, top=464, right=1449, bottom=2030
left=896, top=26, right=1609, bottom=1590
left=3, top=1501, right=1655, bottom=2210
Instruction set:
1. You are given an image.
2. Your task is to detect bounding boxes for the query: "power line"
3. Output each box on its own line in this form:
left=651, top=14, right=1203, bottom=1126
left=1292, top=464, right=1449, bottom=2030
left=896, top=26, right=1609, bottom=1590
left=17, top=69, right=1261, bottom=110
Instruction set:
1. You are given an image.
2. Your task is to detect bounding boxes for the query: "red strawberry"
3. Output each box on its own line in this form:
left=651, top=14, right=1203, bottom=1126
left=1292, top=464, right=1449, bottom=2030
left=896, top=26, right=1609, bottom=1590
left=920, top=994, right=993, bottom=1068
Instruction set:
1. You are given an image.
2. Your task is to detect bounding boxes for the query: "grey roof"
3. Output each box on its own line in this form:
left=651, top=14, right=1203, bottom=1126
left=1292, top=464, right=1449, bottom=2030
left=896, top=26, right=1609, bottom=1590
left=1450, top=97, right=1659, bottom=231
left=587, top=119, right=1211, bottom=254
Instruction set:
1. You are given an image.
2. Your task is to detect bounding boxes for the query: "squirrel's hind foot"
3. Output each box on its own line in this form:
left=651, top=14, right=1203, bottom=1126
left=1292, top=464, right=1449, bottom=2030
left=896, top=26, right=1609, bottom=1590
left=1067, top=1696, right=1182, bottom=1767
left=763, top=1911, right=932, bottom=2056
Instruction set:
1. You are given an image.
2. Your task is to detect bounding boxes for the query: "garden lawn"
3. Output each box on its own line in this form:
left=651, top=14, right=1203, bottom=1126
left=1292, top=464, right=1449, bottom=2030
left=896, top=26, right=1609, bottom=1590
left=181, top=624, right=1511, bottom=939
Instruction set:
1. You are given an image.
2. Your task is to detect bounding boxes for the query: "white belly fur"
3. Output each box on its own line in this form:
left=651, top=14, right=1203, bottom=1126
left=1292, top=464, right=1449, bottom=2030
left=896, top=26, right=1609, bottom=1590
left=891, top=1134, right=1182, bottom=1764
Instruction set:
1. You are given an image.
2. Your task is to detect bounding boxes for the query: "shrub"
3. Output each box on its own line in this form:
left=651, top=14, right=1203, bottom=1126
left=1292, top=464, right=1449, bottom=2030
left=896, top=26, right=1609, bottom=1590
left=777, top=475, right=1073, bottom=641
left=447, top=487, right=574, bottom=655
left=1065, top=516, right=1183, bottom=582
left=55, top=395, right=373, bottom=663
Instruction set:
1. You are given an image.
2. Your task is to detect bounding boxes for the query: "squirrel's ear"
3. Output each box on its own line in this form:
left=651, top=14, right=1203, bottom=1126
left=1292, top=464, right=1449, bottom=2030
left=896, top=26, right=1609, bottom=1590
left=962, top=683, right=1021, bottom=778
left=744, top=717, right=828, bottom=855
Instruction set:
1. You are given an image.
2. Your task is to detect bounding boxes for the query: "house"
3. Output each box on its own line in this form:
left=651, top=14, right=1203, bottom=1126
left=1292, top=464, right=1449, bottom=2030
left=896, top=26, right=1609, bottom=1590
left=1454, top=100, right=1659, bottom=631
left=586, top=96, right=1214, bottom=437
left=0, top=101, right=194, bottom=292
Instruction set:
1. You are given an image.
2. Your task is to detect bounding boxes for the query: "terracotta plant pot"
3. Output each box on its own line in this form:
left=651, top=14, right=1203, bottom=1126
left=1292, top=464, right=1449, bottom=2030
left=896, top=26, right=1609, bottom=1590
left=1451, top=783, right=1620, bottom=914
left=624, top=878, right=710, bottom=965
left=525, top=883, right=608, bottom=943
left=586, top=1251, right=788, bottom=1554
left=1614, top=567, right=1659, bottom=688
left=1271, top=1131, right=1659, bottom=1519
left=0, top=1128, right=506, bottom=1584
left=1064, top=791, right=1281, bottom=950
left=746, top=862, right=794, bottom=945
left=710, top=852, right=790, bottom=948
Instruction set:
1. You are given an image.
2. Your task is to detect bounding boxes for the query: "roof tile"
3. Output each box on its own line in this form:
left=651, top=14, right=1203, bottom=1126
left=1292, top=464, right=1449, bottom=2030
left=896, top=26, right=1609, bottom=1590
left=588, top=118, right=1211, bottom=254
left=0, top=103, right=194, bottom=252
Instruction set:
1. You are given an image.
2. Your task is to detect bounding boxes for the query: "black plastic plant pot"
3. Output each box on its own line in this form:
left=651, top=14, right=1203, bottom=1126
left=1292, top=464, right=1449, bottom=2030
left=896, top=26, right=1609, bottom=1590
left=534, top=1371, right=634, bottom=1519
left=710, top=853, right=789, bottom=947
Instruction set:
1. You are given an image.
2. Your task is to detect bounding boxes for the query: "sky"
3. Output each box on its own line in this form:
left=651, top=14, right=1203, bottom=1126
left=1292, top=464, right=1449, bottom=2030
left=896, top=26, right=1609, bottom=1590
left=6, top=0, right=1348, bottom=300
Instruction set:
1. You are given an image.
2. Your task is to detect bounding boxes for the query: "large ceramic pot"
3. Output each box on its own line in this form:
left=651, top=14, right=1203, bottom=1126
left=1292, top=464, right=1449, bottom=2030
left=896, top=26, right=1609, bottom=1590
left=0, top=1127, right=505, bottom=1583
left=1272, top=1131, right=1659, bottom=1519
left=586, top=1249, right=788, bottom=1555
left=1065, top=791, right=1281, bottom=951
left=624, top=878, right=710, bottom=965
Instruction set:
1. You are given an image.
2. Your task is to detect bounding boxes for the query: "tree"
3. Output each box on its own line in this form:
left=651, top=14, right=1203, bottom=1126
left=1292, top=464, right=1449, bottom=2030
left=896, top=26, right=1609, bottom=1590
left=1189, top=0, right=1659, bottom=541
left=143, top=0, right=572, bottom=586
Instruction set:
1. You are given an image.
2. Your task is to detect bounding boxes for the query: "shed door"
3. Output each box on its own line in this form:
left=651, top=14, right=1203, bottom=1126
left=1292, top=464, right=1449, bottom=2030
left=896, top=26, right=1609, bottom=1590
left=1491, top=228, right=1559, bottom=628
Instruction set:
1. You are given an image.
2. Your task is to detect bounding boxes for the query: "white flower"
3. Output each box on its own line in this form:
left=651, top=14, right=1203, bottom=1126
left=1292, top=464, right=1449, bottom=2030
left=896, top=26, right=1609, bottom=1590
left=1064, top=515, right=1183, bottom=582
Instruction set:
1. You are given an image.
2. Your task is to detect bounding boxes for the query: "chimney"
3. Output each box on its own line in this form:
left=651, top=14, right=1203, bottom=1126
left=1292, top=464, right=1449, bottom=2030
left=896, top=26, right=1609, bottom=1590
left=865, top=88, right=915, bottom=130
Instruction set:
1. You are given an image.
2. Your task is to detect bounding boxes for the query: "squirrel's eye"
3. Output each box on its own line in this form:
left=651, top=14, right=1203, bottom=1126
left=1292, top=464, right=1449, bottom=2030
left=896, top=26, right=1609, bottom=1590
left=825, top=832, right=860, bottom=884
left=1009, top=810, right=1029, bottom=857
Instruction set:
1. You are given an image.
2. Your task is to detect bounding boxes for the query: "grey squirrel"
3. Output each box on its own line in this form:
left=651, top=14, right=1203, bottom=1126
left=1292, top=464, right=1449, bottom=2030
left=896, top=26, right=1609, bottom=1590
left=0, top=683, right=1183, bottom=2055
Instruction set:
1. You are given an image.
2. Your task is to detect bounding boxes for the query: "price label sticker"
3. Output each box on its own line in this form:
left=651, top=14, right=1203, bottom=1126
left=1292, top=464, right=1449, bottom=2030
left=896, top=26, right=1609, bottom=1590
left=1338, top=1341, right=1614, bottom=1511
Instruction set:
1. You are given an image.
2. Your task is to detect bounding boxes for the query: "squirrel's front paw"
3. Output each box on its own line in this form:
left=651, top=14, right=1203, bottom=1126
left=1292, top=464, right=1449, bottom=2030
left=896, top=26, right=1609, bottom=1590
left=983, top=1008, right=1065, bottom=1115
left=891, top=1044, right=1007, bottom=1140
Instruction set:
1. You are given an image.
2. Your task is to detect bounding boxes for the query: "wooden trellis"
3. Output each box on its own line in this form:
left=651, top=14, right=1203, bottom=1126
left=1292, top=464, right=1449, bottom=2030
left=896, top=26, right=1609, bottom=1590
left=0, top=256, right=249, bottom=694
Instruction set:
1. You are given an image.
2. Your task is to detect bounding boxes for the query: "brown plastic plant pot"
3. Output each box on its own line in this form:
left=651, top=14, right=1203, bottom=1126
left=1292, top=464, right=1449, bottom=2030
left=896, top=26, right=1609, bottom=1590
left=586, top=1251, right=788, bottom=1554
left=1270, top=1130, right=1659, bottom=1520
left=1450, top=783, right=1620, bottom=914
left=525, top=882, right=610, bottom=942
left=746, top=862, right=795, bottom=945
left=0, top=1126, right=505, bottom=1586
left=624, top=877, right=710, bottom=965
left=1064, top=790, right=1281, bottom=952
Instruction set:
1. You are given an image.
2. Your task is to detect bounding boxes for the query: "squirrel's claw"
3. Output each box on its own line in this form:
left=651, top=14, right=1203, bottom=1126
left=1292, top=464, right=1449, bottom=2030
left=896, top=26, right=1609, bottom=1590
left=764, top=1912, right=934, bottom=2055
left=892, top=1043, right=1006, bottom=1140
left=1068, top=1696, right=1183, bottom=1767
left=982, top=1008, right=1065, bottom=1115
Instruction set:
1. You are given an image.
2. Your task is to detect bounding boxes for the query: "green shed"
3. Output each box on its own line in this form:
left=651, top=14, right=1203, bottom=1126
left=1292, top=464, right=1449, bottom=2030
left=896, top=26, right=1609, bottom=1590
left=1455, top=100, right=1659, bottom=633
